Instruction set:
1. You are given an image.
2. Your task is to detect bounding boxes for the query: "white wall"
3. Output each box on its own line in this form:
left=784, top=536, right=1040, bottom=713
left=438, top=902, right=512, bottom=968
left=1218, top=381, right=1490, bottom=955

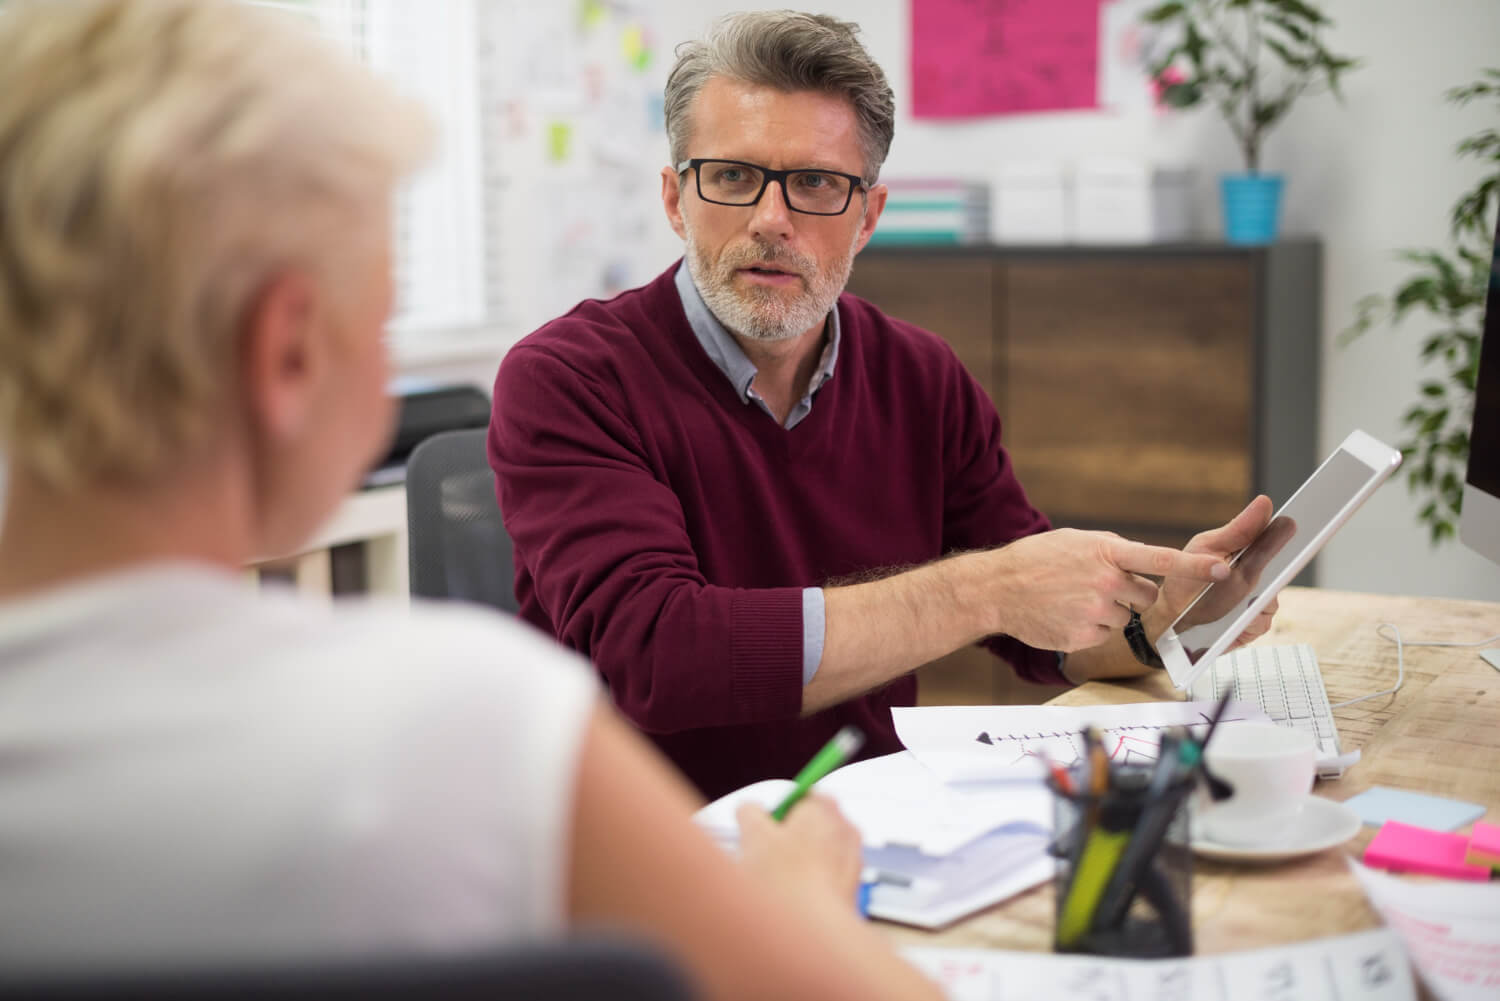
left=653, top=0, right=1500, bottom=600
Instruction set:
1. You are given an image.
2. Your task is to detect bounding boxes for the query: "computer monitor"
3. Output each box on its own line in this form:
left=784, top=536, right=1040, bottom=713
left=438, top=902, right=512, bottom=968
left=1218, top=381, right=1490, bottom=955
left=1459, top=212, right=1500, bottom=563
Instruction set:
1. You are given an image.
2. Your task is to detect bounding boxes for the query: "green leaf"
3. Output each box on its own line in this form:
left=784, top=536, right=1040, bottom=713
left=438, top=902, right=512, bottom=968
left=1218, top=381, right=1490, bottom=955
left=1161, top=83, right=1204, bottom=108
left=1253, top=101, right=1281, bottom=128
left=1263, top=38, right=1310, bottom=73
left=1265, top=13, right=1312, bottom=45
left=1183, top=22, right=1207, bottom=72
left=1142, top=2, right=1186, bottom=24
left=1420, top=409, right=1449, bottom=435
left=1455, top=129, right=1500, bottom=159
left=1421, top=381, right=1447, bottom=398
left=1269, top=0, right=1331, bottom=26
left=1391, top=277, right=1440, bottom=317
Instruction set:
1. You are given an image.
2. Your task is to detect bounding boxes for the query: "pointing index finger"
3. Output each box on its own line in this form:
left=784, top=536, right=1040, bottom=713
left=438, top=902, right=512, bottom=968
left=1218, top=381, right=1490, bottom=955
left=1109, top=539, right=1230, bottom=582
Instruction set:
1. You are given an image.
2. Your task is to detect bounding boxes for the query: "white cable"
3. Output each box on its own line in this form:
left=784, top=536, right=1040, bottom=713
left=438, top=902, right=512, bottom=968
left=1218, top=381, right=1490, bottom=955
left=1329, top=623, right=1500, bottom=709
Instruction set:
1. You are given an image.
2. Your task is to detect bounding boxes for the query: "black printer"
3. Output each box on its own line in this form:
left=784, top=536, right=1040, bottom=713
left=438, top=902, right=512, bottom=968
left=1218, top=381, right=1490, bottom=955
left=366, top=384, right=490, bottom=487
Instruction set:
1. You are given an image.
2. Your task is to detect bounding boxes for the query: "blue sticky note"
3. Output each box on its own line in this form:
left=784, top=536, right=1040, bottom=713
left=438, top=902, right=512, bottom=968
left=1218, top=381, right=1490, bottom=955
left=1343, top=786, right=1486, bottom=831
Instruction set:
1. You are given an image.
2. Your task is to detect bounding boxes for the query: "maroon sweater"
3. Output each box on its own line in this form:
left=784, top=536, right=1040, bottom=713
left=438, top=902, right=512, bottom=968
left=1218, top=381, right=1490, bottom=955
left=489, top=262, right=1066, bottom=799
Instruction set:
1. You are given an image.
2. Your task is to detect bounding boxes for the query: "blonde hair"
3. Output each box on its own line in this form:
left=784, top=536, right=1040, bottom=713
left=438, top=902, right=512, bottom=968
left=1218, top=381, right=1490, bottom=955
left=0, top=0, right=432, bottom=490
left=664, top=11, right=895, bottom=186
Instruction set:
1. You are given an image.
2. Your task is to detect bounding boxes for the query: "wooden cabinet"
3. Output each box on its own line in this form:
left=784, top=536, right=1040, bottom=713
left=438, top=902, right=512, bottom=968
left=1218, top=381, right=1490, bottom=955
left=846, top=242, right=1321, bottom=704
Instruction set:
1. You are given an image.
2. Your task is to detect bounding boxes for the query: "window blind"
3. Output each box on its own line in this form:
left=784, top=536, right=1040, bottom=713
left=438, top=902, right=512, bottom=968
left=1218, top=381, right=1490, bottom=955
left=249, top=0, right=495, bottom=342
left=249, top=0, right=668, bottom=352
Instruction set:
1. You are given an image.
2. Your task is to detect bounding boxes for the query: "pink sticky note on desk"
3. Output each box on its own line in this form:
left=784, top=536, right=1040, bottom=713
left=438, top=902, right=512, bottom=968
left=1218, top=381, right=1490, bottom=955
left=1365, top=820, right=1491, bottom=880
left=1468, top=821, right=1500, bottom=870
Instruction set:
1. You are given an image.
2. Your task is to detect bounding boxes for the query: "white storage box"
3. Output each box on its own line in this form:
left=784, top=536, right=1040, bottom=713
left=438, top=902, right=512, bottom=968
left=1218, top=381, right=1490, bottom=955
left=991, top=161, right=1069, bottom=244
left=1072, top=159, right=1194, bottom=243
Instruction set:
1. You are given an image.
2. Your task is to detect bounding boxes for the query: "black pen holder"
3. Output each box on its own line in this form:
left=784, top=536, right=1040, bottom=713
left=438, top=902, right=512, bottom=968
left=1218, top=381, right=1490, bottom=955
left=1048, top=764, right=1194, bottom=959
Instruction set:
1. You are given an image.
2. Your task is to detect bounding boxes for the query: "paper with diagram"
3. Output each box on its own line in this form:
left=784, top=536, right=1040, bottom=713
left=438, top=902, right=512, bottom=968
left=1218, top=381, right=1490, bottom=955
left=892, top=702, right=1273, bottom=782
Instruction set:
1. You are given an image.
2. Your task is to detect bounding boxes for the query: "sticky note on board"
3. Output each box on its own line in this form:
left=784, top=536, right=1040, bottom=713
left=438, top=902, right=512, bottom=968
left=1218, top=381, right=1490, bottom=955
left=621, top=25, right=651, bottom=72
left=1467, top=821, right=1500, bottom=870
left=1341, top=785, right=1486, bottom=831
left=546, top=121, right=572, bottom=163
left=579, top=0, right=606, bottom=30
left=1364, top=820, right=1491, bottom=881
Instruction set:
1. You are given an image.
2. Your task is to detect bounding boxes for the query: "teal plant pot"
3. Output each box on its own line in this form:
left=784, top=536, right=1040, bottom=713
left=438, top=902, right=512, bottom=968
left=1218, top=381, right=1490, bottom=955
left=1220, top=173, right=1284, bottom=245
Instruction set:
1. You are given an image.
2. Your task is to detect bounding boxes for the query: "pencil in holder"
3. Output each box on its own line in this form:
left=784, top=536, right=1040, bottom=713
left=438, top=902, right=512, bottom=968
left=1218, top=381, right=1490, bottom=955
left=1048, top=764, right=1194, bottom=959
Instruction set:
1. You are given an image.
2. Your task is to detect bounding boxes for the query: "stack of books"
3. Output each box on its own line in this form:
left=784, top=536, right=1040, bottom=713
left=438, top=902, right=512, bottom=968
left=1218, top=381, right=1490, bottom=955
left=870, top=178, right=990, bottom=246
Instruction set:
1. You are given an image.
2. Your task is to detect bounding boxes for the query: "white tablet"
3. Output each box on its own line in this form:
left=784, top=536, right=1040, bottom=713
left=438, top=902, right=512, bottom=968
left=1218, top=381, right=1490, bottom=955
left=1155, top=429, right=1402, bottom=690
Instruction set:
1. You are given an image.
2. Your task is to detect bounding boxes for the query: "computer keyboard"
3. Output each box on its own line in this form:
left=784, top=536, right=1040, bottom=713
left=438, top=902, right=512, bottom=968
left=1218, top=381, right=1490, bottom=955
left=1186, top=643, right=1355, bottom=778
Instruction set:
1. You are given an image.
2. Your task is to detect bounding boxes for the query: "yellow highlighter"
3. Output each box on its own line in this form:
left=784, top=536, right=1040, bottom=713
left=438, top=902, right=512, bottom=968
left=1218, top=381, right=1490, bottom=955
left=1056, top=816, right=1132, bottom=949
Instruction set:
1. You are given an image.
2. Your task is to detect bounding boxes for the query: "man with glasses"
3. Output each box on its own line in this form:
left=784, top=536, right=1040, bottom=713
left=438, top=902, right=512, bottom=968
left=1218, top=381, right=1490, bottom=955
left=490, top=11, right=1275, bottom=799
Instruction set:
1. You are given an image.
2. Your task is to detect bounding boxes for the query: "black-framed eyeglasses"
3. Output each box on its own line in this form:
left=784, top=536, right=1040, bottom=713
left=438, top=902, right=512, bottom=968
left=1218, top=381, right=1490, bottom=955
left=676, top=158, right=866, bottom=216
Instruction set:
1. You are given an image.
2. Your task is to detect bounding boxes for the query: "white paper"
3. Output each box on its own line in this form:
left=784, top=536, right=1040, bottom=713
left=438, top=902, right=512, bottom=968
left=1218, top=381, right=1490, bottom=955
left=693, top=751, right=1056, bottom=929
left=903, top=927, right=1414, bottom=1001
left=865, top=834, right=1054, bottom=930
left=695, top=751, right=1052, bottom=856
left=1349, top=859, right=1500, bottom=1000
left=893, top=703, right=1273, bottom=783
left=1097, top=0, right=1168, bottom=111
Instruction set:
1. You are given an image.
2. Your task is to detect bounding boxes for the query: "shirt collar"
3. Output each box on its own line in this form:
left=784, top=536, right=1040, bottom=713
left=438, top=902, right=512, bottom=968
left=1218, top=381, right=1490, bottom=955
left=673, top=261, right=841, bottom=409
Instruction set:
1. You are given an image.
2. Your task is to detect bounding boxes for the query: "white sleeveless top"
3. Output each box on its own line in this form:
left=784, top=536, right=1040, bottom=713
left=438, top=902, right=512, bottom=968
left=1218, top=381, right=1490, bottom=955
left=0, top=563, right=597, bottom=971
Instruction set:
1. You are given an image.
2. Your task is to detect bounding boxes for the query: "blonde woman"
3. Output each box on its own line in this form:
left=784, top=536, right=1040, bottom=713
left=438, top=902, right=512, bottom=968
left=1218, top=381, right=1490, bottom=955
left=0, top=2, right=939, bottom=998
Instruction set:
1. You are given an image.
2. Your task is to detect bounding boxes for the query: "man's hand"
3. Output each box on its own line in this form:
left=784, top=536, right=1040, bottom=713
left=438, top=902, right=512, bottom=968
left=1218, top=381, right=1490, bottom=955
left=984, top=528, right=1230, bottom=652
left=735, top=795, right=862, bottom=906
left=1154, top=495, right=1281, bottom=650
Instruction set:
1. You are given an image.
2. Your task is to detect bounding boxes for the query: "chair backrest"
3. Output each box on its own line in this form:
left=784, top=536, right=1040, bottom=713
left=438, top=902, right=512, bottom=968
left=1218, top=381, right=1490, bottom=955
left=405, top=427, right=517, bottom=613
left=0, top=939, right=697, bottom=1000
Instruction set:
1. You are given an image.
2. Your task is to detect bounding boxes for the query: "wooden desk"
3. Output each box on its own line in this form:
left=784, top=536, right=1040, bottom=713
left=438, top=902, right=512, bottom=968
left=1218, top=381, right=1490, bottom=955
left=884, top=586, right=1500, bottom=956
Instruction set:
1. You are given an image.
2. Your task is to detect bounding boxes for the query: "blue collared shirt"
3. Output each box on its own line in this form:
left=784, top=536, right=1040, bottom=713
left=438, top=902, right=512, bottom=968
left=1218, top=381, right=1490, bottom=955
left=673, top=263, right=834, bottom=684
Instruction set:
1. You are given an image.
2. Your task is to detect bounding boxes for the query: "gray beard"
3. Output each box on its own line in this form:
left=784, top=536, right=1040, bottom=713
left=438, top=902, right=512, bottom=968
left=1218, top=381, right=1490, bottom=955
left=684, top=231, right=856, bottom=343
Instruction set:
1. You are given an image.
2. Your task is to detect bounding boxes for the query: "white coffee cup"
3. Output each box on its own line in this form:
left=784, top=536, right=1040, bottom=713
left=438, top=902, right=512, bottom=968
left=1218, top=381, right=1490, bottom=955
left=1197, top=722, right=1317, bottom=847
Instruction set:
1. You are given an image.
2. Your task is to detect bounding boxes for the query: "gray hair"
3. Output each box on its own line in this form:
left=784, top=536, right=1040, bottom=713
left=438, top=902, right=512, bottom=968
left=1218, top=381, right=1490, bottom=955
left=664, top=11, right=895, bottom=186
left=0, top=0, right=431, bottom=490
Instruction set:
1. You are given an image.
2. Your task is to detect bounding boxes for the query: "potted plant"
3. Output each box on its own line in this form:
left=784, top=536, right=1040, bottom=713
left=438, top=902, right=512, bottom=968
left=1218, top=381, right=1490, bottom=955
left=1342, top=70, right=1500, bottom=544
left=1142, top=0, right=1359, bottom=244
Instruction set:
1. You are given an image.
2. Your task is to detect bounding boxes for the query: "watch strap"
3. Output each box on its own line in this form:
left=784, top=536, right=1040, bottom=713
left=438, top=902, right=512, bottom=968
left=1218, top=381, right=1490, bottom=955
left=1125, top=608, right=1165, bottom=670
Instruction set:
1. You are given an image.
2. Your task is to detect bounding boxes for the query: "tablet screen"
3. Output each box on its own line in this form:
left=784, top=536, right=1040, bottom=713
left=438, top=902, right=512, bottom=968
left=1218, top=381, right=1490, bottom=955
left=1170, top=449, right=1377, bottom=664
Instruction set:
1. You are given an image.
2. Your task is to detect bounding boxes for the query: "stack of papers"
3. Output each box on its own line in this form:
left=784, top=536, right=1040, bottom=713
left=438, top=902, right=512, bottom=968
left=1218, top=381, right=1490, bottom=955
left=694, top=750, right=1053, bottom=928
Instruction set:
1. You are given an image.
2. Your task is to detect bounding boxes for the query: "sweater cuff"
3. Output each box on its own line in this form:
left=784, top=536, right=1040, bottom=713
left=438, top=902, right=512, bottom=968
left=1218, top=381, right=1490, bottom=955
left=729, top=588, right=807, bottom=720
left=982, top=634, right=1071, bottom=686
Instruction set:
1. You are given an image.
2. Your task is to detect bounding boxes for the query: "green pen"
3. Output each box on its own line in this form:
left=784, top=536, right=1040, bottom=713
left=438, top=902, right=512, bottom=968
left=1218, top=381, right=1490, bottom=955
left=770, top=726, right=865, bottom=821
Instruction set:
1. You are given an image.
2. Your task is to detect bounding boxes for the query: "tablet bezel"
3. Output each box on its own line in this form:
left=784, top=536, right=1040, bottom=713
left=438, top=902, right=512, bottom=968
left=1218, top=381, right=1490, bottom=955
left=1154, top=429, right=1402, bottom=691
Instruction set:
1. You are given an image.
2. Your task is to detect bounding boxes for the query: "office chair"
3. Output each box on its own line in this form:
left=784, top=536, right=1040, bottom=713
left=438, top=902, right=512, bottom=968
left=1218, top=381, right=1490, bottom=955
left=405, top=427, right=518, bottom=613
left=0, top=939, right=697, bottom=1000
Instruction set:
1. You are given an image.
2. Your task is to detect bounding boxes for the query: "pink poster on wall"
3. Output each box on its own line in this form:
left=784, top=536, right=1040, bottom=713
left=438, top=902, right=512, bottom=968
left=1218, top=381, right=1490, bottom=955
left=911, top=0, right=1103, bottom=118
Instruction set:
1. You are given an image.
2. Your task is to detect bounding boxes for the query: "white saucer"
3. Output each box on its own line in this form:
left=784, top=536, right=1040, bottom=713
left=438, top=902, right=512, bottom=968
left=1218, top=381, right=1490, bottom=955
left=1191, top=796, right=1363, bottom=864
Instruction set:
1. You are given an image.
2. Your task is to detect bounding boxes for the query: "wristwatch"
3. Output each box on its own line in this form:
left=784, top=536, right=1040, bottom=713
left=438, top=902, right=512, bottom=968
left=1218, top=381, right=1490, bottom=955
left=1125, top=608, right=1165, bottom=670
